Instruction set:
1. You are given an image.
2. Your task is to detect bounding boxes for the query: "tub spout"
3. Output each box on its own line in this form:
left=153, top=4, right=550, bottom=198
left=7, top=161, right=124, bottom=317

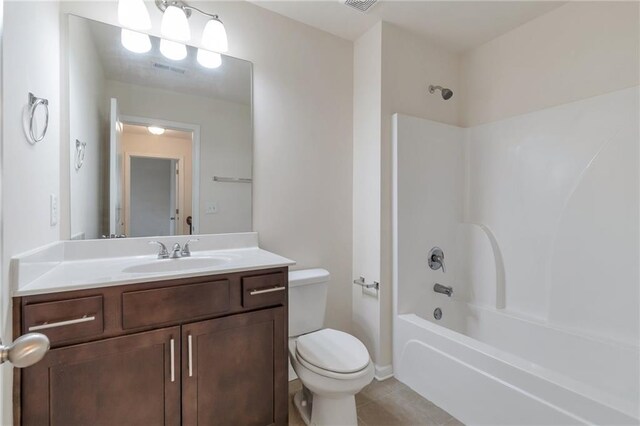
left=434, top=283, right=453, bottom=297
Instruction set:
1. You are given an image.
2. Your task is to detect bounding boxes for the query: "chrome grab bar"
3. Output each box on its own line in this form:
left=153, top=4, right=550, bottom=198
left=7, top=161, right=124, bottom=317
left=249, top=286, right=286, bottom=296
left=28, top=314, right=96, bottom=331
left=353, top=277, right=379, bottom=290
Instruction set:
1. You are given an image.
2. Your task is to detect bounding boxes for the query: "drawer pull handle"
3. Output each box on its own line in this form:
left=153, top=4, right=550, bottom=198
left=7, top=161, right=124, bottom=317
left=170, top=338, right=175, bottom=382
left=28, top=314, right=96, bottom=331
left=188, top=334, right=193, bottom=377
left=249, top=286, right=286, bottom=296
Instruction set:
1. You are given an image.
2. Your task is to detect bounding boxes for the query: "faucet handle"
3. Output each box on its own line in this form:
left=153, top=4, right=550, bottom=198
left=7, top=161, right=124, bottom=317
left=181, top=239, right=199, bottom=257
left=149, top=241, right=169, bottom=259
left=428, top=247, right=446, bottom=273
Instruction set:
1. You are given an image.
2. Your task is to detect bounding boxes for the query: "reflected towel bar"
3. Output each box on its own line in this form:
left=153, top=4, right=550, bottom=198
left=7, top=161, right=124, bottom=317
left=212, top=176, right=252, bottom=183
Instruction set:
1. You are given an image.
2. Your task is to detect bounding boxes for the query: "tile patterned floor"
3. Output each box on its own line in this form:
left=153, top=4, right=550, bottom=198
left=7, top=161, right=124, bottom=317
left=288, top=377, right=464, bottom=426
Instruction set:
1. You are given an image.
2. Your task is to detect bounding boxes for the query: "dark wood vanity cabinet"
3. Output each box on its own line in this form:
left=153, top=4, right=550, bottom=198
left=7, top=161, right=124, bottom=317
left=14, top=267, right=288, bottom=426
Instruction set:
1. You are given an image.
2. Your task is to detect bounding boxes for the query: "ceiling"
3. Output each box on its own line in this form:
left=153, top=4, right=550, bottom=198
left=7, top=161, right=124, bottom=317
left=123, top=124, right=193, bottom=140
left=86, top=18, right=252, bottom=105
left=250, top=1, right=566, bottom=52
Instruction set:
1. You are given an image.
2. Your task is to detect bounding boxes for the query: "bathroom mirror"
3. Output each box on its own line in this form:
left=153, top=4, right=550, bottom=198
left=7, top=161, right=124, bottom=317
left=68, top=15, right=253, bottom=239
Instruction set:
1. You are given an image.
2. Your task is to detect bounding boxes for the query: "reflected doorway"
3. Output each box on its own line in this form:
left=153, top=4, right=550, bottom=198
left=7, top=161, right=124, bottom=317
left=121, top=124, right=194, bottom=237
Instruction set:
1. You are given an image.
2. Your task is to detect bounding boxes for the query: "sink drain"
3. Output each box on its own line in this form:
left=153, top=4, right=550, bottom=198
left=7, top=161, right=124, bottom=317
left=433, top=308, right=442, bottom=320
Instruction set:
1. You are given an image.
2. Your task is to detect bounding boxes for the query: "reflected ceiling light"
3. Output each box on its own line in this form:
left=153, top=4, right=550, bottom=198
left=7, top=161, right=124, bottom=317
left=160, top=38, right=187, bottom=61
left=148, top=126, right=166, bottom=135
left=121, top=29, right=152, bottom=53
left=118, top=0, right=151, bottom=31
left=155, top=1, right=228, bottom=53
left=197, top=49, right=222, bottom=69
left=161, top=5, right=190, bottom=42
left=201, top=17, right=228, bottom=53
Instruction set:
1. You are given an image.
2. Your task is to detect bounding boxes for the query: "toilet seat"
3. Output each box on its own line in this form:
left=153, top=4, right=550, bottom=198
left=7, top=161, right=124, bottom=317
left=295, top=329, right=371, bottom=380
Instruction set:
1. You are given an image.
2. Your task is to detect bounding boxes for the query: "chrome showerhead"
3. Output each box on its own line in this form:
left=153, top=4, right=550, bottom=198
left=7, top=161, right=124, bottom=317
left=429, top=85, right=454, bottom=100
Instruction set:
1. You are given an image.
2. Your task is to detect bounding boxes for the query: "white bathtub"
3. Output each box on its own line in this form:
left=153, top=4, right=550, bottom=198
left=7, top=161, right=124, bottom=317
left=393, top=301, right=639, bottom=425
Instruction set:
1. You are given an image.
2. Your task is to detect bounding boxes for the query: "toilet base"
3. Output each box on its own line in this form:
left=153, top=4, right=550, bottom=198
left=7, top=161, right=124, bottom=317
left=293, top=387, right=358, bottom=426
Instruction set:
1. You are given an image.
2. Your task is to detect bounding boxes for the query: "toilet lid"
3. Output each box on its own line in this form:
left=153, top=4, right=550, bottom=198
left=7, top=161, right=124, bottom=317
left=296, top=329, right=370, bottom=374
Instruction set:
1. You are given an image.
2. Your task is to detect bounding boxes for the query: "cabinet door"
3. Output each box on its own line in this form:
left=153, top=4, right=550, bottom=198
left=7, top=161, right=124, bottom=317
left=21, top=327, right=180, bottom=426
left=182, top=307, right=287, bottom=426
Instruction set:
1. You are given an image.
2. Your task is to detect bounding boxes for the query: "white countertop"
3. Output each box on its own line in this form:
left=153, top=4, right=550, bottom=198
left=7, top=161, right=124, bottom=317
left=12, top=233, right=295, bottom=297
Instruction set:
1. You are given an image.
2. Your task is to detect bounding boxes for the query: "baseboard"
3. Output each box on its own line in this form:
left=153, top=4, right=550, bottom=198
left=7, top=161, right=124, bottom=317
left=374, top=364, right=394, bottom=381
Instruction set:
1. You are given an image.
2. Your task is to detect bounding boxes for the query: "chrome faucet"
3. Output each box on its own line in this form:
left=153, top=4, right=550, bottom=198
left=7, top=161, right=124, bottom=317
left=170, top=243, right=182, bottom=259
left=181, top=238, right=199, bottom=257
left=149, top=241, right=169, bottom=259
left=428, top=247, right=446, bottom=273
left=434, top=283, right=453, bottom=297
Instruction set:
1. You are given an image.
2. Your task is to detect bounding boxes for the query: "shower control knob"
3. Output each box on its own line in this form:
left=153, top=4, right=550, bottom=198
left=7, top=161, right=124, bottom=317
left=428, top=247, right=446, bottom=273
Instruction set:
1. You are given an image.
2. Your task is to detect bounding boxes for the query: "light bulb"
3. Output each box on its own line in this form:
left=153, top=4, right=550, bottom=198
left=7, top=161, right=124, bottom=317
left=148, top=126, right=166, bottom=135
left=160, top=39, right=187, bottom=61
left=121, top=29, right=151, bottom=53
left=118, top=0, right=151, bottom=30
left=201, top=18, right=228, bottom=53
left=197, top=49, right=222, bottom=69
left=161, top=5, right=190, bottom=42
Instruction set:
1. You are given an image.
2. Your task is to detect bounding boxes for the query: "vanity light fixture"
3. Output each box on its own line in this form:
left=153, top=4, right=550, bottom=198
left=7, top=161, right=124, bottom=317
left=118, top=0, right=152, bottom=54
left=161, top=5, right=190, bottom=41
left=160, top=39, right=187, bottom=61
left=121, top=28, right=152, bottom=53
left=201, top=17, right=228, bottom=53
left=155, top=0, right=229, bottom=53
left=197, top=49, right=222, bottom=69
left=118, top=0, right=152, bottom=31
left=148, top=126, right=166, bottom=135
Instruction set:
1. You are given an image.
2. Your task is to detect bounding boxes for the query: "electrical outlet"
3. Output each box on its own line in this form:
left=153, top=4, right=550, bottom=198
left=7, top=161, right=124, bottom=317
left=205, top=202, right=218, bottom=215
left=50, top=194, right=58, bottom=226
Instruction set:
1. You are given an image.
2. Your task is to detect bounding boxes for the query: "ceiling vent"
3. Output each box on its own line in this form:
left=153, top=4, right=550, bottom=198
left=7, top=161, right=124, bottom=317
left=152, top=62, right=187, bottom=74
left=344, top=0, right=377, bottom=13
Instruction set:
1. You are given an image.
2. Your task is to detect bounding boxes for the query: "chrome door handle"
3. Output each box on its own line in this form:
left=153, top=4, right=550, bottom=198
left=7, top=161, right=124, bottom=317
left=0, top=333, right=50, bottom=368
left=28, top=314, right=95, bottom=331
left=249, top=286, right=286, bottom=296
left=170, top=338, right=175, bottom=382
left=188, top=334, right=193, bottom=377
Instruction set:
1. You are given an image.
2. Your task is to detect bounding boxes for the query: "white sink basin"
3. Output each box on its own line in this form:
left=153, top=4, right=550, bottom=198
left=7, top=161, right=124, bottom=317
left=123, top=256, right=231, bottom=274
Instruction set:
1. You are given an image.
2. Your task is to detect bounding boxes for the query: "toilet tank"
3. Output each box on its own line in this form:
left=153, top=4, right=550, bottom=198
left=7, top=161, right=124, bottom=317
left=288, top=268, right=330, bottom=337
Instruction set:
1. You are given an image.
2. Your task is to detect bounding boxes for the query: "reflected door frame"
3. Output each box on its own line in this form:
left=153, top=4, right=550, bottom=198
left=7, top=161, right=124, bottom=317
left=120, top=115, right=201, bottom=235
left=124, top=152, right=185, bottom=237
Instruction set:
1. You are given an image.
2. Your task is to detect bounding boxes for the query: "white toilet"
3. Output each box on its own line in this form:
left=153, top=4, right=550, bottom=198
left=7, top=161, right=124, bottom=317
left=288, top=269, right=375, bottom=426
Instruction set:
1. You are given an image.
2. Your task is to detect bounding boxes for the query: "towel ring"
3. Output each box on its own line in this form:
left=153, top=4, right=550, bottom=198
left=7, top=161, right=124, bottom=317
left=27, top=93, right=49, bottom=143
left=75, top=139, right=87, bottom=171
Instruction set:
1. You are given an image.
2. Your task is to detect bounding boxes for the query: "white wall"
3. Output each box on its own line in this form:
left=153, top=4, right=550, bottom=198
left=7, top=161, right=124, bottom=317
left=105, top=80, right=251, bottom=235
left=352, top=22, right=382, bottom=367
left=461, top=1, right=640, bottom=126
left=1, top=1, right=61, bottom=423
left=58, top=1, right=354, bottom=332
left=379, top=22, right=461, bottom=368
left=69, top=16, right=107, bottom=240
left=352, top=22, right=462, bottom=371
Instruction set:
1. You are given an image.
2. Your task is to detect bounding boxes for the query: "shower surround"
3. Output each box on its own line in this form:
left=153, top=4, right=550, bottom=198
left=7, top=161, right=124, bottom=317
left=392, top=86, right=639, bottom=424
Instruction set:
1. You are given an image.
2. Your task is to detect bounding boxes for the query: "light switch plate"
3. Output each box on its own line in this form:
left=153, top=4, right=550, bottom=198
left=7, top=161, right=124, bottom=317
left=205, top=202, right=218, bottom=215
left=50, top=194, right=58, bottom=226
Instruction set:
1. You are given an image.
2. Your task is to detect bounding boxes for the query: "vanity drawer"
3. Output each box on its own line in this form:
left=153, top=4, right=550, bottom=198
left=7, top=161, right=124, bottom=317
left=22, top=296, right=104, bottom=345
left=122, top=280, right=230, bottom=329
left=242, top=272, right=287, bottom=309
